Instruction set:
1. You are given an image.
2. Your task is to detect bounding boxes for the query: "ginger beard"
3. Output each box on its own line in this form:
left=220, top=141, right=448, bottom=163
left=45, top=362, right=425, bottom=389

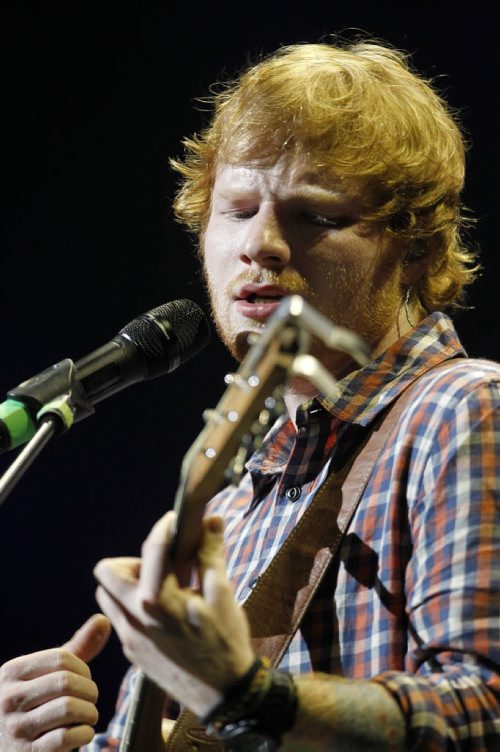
left=202, top=244, right=405, bottom=372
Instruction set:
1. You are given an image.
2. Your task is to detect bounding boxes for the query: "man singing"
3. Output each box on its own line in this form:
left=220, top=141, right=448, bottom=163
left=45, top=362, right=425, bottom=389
left=1, top=40, right=499, bottom=751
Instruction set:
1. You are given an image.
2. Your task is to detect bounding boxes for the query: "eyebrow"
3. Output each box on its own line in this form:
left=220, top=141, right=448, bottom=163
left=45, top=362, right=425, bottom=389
left=212, top=163, right=356, bottom=205
left=295, top=170, right=344, bottom=189
left=286, top=184, right=347, bottom=201
left=214, top=183, right=348, bottom=202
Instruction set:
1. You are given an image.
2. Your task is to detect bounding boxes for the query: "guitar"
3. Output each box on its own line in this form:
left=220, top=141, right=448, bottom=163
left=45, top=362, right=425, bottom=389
left=118, top=296, right=370, bottom=751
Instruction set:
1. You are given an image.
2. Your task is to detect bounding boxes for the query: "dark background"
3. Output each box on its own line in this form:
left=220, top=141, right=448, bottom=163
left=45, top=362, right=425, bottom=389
left=1, top=1, right=498, bottom=731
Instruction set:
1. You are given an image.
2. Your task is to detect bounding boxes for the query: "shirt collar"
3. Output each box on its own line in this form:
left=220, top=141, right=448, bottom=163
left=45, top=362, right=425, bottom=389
left=246, top=312, right=466, bottom=477
left=320, top=311, right=466, bottom=425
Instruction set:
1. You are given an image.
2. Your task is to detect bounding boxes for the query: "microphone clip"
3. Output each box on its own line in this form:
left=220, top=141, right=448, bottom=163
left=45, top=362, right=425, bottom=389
left=5, top=358, right=94, bottom=449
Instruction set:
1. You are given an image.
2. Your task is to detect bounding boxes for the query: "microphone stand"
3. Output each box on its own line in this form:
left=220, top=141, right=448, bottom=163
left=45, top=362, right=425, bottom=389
left=0, top=419, right=58, bottom=506
left=0, top=391, right=76, bottom=507
left=0, top=388, right=90, bottom=752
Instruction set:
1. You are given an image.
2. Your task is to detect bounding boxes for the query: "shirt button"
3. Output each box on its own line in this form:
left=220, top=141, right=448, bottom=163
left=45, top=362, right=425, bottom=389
left=285, top=485, right=302, bottom=501
left=249, top=577, right=259, bottom=589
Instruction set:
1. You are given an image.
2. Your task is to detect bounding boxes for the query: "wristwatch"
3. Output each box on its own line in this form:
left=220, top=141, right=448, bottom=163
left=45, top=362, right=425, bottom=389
left=216, top=721, right=280, bottom=751
left=204, top=662, right=297, bottom=751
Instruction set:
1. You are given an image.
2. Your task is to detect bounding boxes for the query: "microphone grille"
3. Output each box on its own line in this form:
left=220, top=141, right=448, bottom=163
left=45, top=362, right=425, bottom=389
left=120, top=299, right=210, bottom=377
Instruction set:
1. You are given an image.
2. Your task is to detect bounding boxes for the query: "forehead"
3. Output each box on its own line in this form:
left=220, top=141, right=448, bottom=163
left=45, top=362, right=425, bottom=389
left=212, top=157, right=356, bottom=199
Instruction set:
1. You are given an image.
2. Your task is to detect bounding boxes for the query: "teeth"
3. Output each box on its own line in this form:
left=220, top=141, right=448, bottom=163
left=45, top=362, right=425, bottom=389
left=248, top=295, right=282, bottom=303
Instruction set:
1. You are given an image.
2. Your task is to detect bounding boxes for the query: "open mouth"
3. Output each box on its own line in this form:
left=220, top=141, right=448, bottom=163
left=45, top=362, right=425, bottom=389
left=245, top=293, right=284, bottom=304
left=235, top=284, right=289, bottom=302
left=234, top=285, right=288, bottom=320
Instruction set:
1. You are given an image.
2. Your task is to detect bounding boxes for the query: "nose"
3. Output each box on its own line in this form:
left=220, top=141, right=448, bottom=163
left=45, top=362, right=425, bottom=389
left=240, top=204, right=290, bottom=270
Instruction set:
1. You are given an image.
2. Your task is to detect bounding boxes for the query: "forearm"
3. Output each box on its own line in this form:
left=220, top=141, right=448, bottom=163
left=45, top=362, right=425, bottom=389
left=283, top=673, right=406, bottom=752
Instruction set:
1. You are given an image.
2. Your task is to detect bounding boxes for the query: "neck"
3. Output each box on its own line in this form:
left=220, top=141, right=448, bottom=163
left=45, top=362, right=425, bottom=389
left=283, top=376, right=320, bottom=426
left=283, top=304, right=421, bottom=426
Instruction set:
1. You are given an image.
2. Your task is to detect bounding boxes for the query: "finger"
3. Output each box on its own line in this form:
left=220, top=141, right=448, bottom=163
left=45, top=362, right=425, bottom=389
left=2, top=648, right=93, bottom=683
left=93, top=557, right=142, bottom=610
left=95, top=586, right=151, bottom=666
left=11, top=695, right=98, bottom=742
left=2, top=671, right=98, bottom=714
left=1, top=617, right=111, bottom=685
left=94, top=557, right=141, bottom=586
left=95, top=585, right=147, bottom=639
left=139, top=511, right=177, bottom=602
left=32, top=723, right=95, bottom=751
left=63, top=613, right=112, bottom=664
left=197, top=516, right=233, bottom=606
left=95, top=585, right=130, bottom=633
left=152, top=573, right=203, bottom=629
left=184, top=595, right=208, bottom=630
left=198, top=516, right=225, bottom=572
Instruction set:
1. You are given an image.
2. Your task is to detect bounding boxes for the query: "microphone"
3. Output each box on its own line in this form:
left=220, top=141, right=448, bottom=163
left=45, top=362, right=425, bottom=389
left=0, top=299, right=210, bottom=454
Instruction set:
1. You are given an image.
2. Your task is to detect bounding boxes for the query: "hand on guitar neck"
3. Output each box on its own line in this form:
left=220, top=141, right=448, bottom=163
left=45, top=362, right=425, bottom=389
left=94, top=511, right=255, bottom=719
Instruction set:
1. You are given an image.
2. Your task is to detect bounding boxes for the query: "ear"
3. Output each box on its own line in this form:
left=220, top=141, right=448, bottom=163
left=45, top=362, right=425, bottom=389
left=401, top=239, right=440, bottom=286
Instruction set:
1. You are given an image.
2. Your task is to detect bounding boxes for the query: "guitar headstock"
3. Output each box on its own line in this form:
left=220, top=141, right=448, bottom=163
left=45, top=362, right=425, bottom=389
left=171, top=328, right=296, bottom=566
left=224, top=386, right=286, bottom=487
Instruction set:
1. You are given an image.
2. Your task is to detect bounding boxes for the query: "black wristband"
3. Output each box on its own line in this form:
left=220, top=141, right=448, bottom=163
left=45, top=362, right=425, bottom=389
left=203, top=661, right=298, bottom=748
left=202, top=656, right=269, bottom=727
left=215, top=721, right=281, bottom=751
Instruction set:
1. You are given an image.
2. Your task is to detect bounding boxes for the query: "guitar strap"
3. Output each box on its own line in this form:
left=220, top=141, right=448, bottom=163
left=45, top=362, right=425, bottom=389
left=165, top=368, right=433, bottom=752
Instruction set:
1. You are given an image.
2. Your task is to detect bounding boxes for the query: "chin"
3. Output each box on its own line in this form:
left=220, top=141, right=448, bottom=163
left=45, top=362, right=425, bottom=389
left=222, top=330, right=261, bottom=362
left=213, top=317, right=250, bottom=362
left=214, top=310, right=267, bottom=361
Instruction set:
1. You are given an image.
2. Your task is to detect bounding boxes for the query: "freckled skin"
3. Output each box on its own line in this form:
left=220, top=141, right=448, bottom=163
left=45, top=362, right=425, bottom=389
left=202, top=158, right=406, bottom=374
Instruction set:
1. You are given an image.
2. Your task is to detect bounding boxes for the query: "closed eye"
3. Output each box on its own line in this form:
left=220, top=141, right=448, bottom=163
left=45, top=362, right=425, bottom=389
left=302, top=213, right=354, bottom=229
left=220, top=208, right=258, bottom=220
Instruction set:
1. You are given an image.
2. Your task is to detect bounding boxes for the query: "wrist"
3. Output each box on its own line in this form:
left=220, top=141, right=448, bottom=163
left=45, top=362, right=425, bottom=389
left=201, top=656, right=298, bottom=749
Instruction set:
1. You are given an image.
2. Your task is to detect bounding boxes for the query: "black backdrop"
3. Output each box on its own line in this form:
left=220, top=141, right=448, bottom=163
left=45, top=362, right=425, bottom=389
left=1, top=1, right=499, bottom=730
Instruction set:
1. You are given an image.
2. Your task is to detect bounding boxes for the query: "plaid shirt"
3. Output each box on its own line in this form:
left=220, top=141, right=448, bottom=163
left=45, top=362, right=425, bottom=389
left=87, top=312, right=500, bottom=750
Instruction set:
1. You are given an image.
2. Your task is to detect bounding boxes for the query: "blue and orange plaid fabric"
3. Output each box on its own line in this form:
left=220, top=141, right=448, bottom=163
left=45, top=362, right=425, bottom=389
left=88, top=312, right=500, bottom=750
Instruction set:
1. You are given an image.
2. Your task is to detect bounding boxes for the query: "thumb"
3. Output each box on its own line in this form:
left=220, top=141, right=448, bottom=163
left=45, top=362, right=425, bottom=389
left=63, top=613, right=112, bottom=663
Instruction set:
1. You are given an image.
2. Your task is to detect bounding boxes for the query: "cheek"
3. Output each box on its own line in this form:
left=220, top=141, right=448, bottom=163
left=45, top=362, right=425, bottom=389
left=201, top=232, right=224, bottom=296
left=202, top=258, right=221, bottom=305
left=203, top=224, right=239, bottom=280
left=201, top=252, right=233, bottom=321
left=297, top=247, right=361, bottom=298
left=297, top=236, right=390, bottom=316
left=306, top=232, right=384, bottom=280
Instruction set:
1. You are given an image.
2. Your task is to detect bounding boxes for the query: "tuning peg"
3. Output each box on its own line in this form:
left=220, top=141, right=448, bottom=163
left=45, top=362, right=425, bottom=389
left=202, top=408, right=224, bottom=424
